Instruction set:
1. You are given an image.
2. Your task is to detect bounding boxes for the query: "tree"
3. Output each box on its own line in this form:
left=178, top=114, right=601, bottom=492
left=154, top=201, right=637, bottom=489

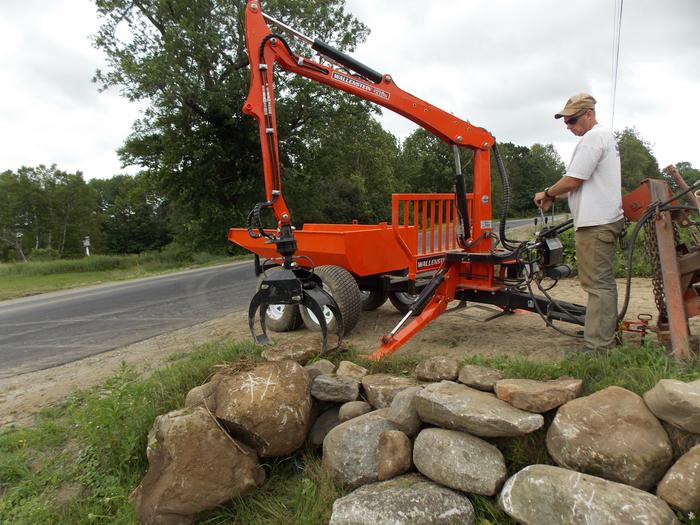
left=616, top=127, right=661, bottom=193
left=92, top=0, right=371, bottom=252
left=0, top=166, right=100, bottom=260
left=89, top=173, right=172, bottom=253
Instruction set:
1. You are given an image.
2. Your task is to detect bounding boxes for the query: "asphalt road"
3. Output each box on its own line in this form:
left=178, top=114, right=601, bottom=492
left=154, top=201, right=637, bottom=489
left=0, top=261, right=257, bottom=378
left=0, top=214, right=567, bottom=378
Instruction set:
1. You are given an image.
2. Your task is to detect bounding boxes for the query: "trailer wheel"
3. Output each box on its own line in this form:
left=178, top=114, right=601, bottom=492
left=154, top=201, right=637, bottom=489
left=361, top=290, right=388, bottom=311
left=388, top=291, right=419, bottom=314
left=257, top=267, right=302, bottom=332
left=300, top=265, right=362, bottom=335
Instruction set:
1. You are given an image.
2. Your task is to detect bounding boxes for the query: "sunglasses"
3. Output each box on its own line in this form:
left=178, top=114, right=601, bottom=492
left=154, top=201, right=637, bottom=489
left=564, top=111, right=588, bottom=125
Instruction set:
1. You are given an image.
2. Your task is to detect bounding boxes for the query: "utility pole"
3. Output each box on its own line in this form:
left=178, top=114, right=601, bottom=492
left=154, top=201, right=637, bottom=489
left=83, top=236, right=91, bottom=257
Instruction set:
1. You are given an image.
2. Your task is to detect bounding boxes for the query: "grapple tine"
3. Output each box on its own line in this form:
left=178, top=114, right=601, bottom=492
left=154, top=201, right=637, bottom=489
left=248, top=291, right=272, bottom=346
left=303, top=285, right=344, bottom=351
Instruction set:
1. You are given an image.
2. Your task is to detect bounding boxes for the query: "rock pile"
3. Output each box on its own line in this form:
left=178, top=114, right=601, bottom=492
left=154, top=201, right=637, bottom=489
left=131, top=353, right=700, bottom=525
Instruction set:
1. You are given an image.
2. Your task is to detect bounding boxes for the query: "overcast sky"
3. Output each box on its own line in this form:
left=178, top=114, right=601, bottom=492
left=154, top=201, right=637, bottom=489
left=1, top=0, right=698, bottom=181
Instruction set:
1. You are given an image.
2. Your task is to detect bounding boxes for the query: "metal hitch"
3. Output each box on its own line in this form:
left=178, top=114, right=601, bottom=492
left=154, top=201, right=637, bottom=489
left=248, top=266, right=344, bottom=354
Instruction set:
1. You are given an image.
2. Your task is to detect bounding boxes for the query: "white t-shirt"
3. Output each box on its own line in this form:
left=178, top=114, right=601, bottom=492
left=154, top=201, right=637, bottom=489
left=566, top=124, right=624, bottom=228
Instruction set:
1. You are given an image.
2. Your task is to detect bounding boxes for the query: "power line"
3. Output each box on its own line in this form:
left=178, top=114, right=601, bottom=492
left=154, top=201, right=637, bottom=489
left=610, top=0, right=624, bottom=130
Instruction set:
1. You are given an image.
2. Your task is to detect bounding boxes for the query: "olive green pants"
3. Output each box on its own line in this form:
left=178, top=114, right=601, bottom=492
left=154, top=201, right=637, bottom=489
left=575, top=219, right=625, bottom=350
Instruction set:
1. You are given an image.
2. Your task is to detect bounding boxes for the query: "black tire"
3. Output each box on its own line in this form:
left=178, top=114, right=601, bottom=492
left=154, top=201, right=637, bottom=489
left=300, top=265, right=362, bottom=335
left=361, top=289, right=389, bottom=311
left=388, top=291, right=418, bottom=314
left=256, top=268, right=302, bottom=332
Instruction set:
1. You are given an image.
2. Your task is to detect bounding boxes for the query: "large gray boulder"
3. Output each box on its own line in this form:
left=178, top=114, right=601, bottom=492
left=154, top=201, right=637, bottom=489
left=361, top=374, right=419, bottom=408
left=415, top=356, right=459, bottom=382
left=304, top=359, right=336, bottom=381
left=322, top=409, right=403, bottom=488
left=546, top=386, right=673, bottom=490
left=329, top=473, right=475, bottom=525
left=494, top=377, right=582, bottom=413
left=413, top=428, right=507, bottom=496
left=457, top=364, right=503, bottom=391
left=644, top=379, right=700, bottom=433
left=414, top=381, right=544, bottom=437
left=657, top=444, right=700, bottom=513
left=386, top=386, right=423, bottom=437
left=376, top=430, right=412, bottom=481
left=131, top=407, right=265, bottom=525
left=336, top=360, right=369, bottom=381
left=498, top=464, right=679, bottom=525
left=311, top=374, right=360, bottom=402
left=215, top=360, right=312, bottom=458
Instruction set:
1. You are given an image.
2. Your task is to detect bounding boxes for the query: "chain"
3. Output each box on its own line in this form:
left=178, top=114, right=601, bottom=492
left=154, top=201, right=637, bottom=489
left=643, top=217, right=682, bottom=322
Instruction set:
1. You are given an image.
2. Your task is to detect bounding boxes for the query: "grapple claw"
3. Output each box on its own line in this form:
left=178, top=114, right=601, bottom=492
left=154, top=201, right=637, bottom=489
left=247, top=266, right=343, bottom=354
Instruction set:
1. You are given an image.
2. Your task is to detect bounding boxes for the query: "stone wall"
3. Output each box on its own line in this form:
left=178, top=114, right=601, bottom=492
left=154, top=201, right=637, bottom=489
left=131, top=353, right=700, bottom=525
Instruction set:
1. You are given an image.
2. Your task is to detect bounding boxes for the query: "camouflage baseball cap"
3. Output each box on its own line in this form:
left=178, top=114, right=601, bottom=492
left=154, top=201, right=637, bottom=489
left=554, top=93, right=597, bottom=119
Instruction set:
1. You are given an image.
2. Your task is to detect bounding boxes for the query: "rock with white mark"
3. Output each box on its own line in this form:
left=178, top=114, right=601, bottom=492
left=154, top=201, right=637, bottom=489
left=386, top=386, right=423, bottom=437
left=131, top=407, right=265, bottom=525
left=657, top=444, right=700, bottom=513
left=336, top=361, right=369, bottom=381
left=361, top=374, right=420, bottom=408
left=376, top=430, right=412, bottom=481
left=322, top=409, right=402, bottom=488
left=546, top=386, right=672, bottom=490
left=415, top=356, right=459, bottom=382
left=495, top=377, right=583, bottom=413
left=338, top=400, right=373, bottom=422
left=311, top=374, right=360, bottom=402
left=644, top=379, right=700, bottom=433
left=329, top=473, right=475, bottom=525
left=457, top=364, right=504, bottom=391
left=498, top=464, right=679, bottom=525
left=413, top=428, right=507, bottom=496
left=214, top=360, right=311, bottom=458
left=414, top=381, right=543, bottom=437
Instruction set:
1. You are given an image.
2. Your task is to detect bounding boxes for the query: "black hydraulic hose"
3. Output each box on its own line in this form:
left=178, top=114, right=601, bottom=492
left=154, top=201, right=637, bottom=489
left=492, top=143, right=525, bottom=251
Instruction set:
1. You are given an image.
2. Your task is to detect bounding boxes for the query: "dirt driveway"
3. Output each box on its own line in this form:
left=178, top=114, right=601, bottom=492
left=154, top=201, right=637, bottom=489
left=0, top=277, right=692, bottom=428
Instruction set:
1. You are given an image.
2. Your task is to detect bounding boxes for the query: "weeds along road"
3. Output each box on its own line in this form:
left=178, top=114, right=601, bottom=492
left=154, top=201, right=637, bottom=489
left=0, top=261, right=257, bottom=378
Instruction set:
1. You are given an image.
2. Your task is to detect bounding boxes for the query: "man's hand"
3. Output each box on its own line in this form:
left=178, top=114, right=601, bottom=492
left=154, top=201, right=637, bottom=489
left=534, top=191, right=554, bottom=211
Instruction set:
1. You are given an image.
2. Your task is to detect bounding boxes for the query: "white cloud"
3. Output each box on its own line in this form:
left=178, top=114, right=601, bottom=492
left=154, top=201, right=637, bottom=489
left=0, top=0, right=698, bottom=182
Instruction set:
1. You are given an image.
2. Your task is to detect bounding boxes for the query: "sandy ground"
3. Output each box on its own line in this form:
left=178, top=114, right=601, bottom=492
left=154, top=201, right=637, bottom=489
left=0, top=277, right=694, bottom=429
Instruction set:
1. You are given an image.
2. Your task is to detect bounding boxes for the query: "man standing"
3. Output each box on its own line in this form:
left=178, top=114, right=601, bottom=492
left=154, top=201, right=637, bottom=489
left=534, top=93, right=624, bottom=352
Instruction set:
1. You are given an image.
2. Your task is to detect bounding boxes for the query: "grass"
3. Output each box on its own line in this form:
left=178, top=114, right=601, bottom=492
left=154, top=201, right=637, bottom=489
left=1, top=341, right=698, bottom=524
left=0, top=252, right=250, bottom=301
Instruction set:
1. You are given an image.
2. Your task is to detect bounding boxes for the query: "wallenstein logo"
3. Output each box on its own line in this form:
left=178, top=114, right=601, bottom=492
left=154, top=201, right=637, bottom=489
left=417, top=256, right=445, bottom=270
left=331, top=72, right=390, bottom=100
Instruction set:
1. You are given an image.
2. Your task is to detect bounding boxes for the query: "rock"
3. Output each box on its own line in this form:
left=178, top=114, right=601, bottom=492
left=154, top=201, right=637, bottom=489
left=304, top=359, right=336, bottom=381
left=498, top=464, right=678, bottom=525
left=131, top=407, right=265, bottom=525
left=184, top=381, right=217, bottom=412
left=329, top=473, right=475, bottom=525
left=494, top=377, right=583, bottom=413
left=546, top=386, right=672, bottom=490
left=663, top=420, right=700, bottom=460
left=414, top=381, right=543, bottom=437
left=322, top=409, right=402, bottom=488
left=309, top=406, right=340, bottom=446
left=361, top=374, right=420, bottom=408
left=336, top=360, right=369, bottom=381
left=415, top=356, right=459, bottom=382
left=386, top=386, right=423, bottom=437
left=261, top=345, right=316, bottom=365
left=311, top=374, right=360, bottom=402
left=457, top=364, right=504, bottom=391
left=413, top=428, right=507, bottom=496
left=338, top=401, right=373, bottom=422
left=376, top=430, right=412, bottom=481
left=215, top=360, right=311, bottom=458
left=644, top=379, right=700, bottom=433
left=657, top=444, right=700, bottom=513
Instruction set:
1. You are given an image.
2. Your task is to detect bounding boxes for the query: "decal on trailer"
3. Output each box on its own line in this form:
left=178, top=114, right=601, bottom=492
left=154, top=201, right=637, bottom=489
left=332, top=72, right=390, bottom=100
left=417, top=255, right=445, bottom=271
